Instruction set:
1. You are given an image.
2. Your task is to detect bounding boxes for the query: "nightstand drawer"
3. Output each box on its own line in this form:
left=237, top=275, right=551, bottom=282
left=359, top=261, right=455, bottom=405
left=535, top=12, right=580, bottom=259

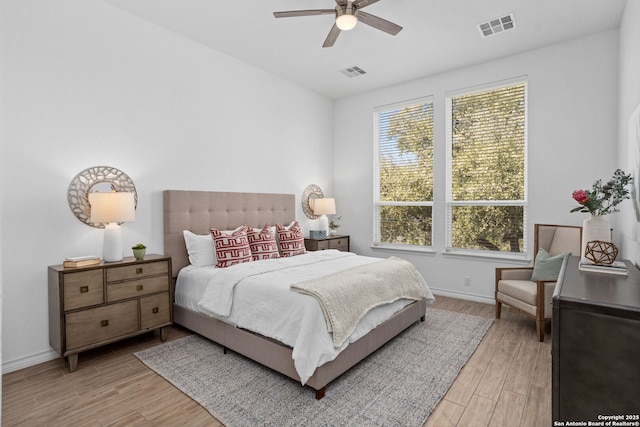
left=107, top=275, right=169, bottom=302
left=63, top=270, right=104, bottom=310
left=65, top=300, right=138, bottom=350
left=106, top=261, right=169, bottom=282
left=140, top=293, right=171, bottom=330
left=314, top=240, right=330, bottom=250
left=329, top=238, right=349, bottom=250
left=305, top=235, right=350, bottom=252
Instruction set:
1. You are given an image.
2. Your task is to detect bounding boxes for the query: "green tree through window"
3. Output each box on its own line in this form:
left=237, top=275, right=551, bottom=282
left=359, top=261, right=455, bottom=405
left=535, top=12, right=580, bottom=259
left=373, top=80, right=527, bottom=255
left=374, top=98, right=434, bottom=247
left=447, top=81, right=527, bottom=253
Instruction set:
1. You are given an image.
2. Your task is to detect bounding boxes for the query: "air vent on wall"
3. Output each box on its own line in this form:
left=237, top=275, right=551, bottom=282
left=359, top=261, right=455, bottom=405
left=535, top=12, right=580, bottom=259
left=477, top=13, right=516, bottom=38
left=340, top=66, right=367, bottom=78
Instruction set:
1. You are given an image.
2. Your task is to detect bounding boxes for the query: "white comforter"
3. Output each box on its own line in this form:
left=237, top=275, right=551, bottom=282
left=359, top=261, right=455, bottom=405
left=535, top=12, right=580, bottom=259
left=175, top=250, right=435, bottom=385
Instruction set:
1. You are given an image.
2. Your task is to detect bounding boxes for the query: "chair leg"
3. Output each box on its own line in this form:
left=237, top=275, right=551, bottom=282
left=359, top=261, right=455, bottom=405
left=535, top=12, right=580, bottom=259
left=536, top=280, right=546, bottom=342
left=536, top=319, right=544, bottom=342
left=495, top=301, right=502, bottom=319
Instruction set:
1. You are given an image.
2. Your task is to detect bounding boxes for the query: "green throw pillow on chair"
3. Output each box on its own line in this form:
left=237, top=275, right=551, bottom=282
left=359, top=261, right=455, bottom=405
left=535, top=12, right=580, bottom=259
left=531, top=249, right=569, bottom=281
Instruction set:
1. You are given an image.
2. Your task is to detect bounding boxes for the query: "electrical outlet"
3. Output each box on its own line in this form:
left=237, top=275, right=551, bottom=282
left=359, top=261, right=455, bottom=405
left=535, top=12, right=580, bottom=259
left=464, top=276, right=471, bottom=287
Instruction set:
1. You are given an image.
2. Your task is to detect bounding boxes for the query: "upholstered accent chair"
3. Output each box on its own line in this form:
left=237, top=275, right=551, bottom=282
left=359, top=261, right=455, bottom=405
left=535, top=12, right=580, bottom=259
left=495, top=224, right=582, bottom=341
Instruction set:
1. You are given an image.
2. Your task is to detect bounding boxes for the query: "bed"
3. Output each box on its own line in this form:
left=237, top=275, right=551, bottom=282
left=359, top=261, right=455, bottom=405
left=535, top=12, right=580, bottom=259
left=163, top=190, right=434, bottom=399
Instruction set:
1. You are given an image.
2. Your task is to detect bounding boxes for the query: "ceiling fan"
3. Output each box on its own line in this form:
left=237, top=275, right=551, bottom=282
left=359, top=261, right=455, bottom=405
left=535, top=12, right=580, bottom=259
left=273, top=0, right=402, bottom=48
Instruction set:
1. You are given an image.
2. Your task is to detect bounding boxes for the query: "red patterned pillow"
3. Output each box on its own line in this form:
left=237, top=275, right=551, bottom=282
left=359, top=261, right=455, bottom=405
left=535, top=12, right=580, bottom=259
left=210, top=226, right=252, bottom=268
left=276, top=221, right=306, bottom=257
left=247, top=224, right=280, bottom=261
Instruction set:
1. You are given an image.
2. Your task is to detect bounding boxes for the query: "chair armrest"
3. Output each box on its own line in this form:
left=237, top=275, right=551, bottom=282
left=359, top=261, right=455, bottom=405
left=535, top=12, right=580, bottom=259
left=537, top=279, right=558, bottom=319
left=496, top=267, right=533, bottom=281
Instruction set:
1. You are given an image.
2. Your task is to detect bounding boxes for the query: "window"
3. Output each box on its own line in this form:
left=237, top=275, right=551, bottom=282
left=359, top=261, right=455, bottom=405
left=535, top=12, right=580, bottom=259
left=373, top=97, right=434, bottom=248
left=446, top=79, right=527, bottom=254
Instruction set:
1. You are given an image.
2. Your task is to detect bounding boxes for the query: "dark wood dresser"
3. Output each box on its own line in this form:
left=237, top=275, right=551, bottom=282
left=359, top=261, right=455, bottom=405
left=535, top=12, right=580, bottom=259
left=552, top=256, right=640, bottom=423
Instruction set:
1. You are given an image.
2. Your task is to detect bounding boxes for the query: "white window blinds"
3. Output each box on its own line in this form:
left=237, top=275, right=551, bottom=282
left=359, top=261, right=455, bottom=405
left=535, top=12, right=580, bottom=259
left=445, top=79, right=528, bottom=254
left=373, top=97, right=434, bottom=247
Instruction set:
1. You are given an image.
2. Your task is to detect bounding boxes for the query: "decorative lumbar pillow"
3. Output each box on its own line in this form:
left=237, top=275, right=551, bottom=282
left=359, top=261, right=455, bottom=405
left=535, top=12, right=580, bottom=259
left=276, top=221, right=306, bottom=257
left=183, top=230, right=216, bottom=267
left=531, top=248, right=569, bottom=281
left=246, top=224, right=280, bottom=261
left=210, top=225, right=252, bottom=268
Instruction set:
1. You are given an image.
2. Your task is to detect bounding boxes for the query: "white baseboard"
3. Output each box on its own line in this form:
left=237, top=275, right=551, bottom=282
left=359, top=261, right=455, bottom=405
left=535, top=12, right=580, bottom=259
left=430, top=288, right=495, bottom=305
left=2, top=349, right=59, bottom=374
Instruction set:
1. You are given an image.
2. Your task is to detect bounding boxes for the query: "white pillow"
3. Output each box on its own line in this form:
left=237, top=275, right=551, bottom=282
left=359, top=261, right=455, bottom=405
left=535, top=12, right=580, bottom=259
left=183, top=230, right=216, bottom=267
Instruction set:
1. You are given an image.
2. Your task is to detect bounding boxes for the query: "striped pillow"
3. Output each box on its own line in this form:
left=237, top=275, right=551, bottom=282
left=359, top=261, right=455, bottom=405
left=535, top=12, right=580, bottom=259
left=276, top=221, right=306, bottom=257
left=210, top=226, right=252, bottom=268
left=247, top=224, right=280, bottom=261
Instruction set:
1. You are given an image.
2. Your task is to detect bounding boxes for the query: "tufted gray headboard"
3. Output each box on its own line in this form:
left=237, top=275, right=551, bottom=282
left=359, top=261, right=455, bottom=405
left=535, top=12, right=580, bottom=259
left=163, top=190, right=296, bottom=277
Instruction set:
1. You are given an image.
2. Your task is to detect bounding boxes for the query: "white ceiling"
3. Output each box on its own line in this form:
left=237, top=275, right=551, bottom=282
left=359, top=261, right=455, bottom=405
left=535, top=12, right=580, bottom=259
left=104, top=0, right=626, bottom=100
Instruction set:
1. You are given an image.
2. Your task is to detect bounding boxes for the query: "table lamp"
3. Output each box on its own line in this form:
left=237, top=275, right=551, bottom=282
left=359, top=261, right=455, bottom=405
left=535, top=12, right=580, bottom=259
left=89, top=191, right=136, bottom=262
left=313, top=197, right=336, bottom=235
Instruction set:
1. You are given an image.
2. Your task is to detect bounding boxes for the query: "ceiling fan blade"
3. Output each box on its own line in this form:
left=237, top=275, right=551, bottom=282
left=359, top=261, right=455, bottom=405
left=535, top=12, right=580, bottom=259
left=356, top=10, right=402, bottom=35
left=322, top=24, right=342, bottom=48
left=353, top=0, right=381, bottom=9
left=274, top=9, right=335, bottom=18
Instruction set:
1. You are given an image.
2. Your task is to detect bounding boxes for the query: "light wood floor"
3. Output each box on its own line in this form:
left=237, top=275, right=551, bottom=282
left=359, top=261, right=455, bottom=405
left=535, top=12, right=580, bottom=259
left=2, top=296, right=551, bottom=426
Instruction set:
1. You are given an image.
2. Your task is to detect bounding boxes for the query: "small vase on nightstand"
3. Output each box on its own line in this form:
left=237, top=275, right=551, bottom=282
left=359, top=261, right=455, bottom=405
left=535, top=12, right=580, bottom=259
left=581, top=214, right=611, bottom=263
left=132, top=243, right=147, bottom=260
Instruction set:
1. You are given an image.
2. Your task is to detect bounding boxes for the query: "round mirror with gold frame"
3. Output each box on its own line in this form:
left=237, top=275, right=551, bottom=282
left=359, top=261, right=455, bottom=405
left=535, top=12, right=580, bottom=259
left=68, top=166, right=137, bottom=228
left=302, top=184, right=324, bottom=219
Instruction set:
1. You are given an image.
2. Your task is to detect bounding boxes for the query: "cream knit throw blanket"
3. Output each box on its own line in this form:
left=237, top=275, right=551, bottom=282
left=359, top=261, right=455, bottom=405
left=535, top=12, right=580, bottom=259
left=291, top=256, right=426, bottom=347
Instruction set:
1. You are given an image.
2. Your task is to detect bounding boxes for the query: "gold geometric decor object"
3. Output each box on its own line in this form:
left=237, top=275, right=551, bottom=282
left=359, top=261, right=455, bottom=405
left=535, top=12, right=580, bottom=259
left=68, top=166, right=137, bottom=228
left=584, top=240, right=619, bottom=265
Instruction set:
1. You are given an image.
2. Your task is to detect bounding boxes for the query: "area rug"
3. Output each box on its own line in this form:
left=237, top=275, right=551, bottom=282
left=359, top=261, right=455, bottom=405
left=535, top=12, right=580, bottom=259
left=135, top=308, right=492, bottom=427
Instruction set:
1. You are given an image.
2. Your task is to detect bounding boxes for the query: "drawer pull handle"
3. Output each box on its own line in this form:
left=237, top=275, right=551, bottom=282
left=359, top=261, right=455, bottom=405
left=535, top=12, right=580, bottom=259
left=137, top=285, right=143, bottom=291
left=101, top=320, right=109, bottom=327
left=80, top=286, right=88, bottom=293
left=136, top=268, right=143, bottom=274
left=152, top=307, right=159, bottom=314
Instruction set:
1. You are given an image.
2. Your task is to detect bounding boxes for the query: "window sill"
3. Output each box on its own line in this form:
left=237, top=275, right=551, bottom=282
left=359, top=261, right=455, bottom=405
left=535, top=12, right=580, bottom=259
left=443, top=249, right=531, bottom=264
left=370, top=244, right=436, bottom=255
left=370, top=244, right=531, bottom=264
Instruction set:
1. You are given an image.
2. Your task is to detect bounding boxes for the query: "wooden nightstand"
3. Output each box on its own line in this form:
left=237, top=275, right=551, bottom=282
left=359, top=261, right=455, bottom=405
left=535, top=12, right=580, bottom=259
left=304, top=234, right=350, bottom=252
left=48, top=254, right=172, bottom=372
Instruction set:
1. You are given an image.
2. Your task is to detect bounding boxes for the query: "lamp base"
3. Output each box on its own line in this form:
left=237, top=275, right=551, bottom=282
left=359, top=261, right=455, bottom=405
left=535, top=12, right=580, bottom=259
left=318, top=214, right=329, bottom=235
left=103, top=222, right=124, bottom=262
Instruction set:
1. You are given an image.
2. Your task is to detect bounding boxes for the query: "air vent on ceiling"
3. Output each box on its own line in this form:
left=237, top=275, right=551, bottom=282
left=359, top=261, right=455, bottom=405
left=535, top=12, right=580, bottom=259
left=340, top=66, right=367, bottom=78
left=477, top=13, right=516, bottom=38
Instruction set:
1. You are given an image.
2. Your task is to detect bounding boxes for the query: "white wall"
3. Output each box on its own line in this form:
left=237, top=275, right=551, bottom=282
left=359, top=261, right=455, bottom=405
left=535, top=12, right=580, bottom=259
left=333, top=30, right=620, bottom=301
left=618, top=0, right=640, bottom=266
left=0, top=0, right=631, bottom=374
left=0, top=0, right=333, bottom=371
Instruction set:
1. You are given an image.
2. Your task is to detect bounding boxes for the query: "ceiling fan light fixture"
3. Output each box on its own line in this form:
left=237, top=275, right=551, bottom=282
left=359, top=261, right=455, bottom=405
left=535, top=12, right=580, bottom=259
left=273, top=0, right=402, bottom=47
left=336, top=9, right=357, bottom=31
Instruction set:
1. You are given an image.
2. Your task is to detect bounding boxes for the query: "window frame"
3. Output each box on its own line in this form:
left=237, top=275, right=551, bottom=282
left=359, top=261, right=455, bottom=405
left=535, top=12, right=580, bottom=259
left=444, top=77, right=529, bottom=258
left=372, top=96, right=435, bottom=251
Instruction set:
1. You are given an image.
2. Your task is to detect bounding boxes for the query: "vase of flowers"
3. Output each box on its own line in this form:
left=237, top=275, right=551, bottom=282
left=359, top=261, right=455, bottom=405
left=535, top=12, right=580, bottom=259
left=571, top=169, right=632, bottom=262
left=328, top=215, right=341, bottom=236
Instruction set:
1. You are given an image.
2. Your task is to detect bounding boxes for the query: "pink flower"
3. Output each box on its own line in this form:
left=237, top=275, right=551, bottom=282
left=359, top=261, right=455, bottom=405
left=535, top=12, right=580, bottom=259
left=572, top=190, right=589, bottom=204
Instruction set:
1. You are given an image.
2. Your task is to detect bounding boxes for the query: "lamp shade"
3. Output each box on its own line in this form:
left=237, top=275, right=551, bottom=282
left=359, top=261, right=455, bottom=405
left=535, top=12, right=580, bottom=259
left=89, top=192, right=136, bottom=223
left=313, top=198, right=336, bottom=216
